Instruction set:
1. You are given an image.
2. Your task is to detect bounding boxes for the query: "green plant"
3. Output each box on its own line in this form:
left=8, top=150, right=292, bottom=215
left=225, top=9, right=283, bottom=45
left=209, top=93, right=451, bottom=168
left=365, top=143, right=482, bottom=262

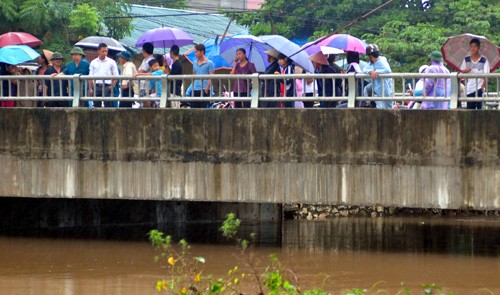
left=150, top=214, right=462, bottom=295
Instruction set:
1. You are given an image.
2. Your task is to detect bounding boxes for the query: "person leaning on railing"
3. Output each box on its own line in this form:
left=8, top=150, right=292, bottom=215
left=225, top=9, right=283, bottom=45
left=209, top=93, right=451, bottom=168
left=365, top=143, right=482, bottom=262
left=116, top=50, right=137, bottom=108
left=45, top=52, right=69, bottom=107
left=460, top=38, right=490, bottom=110
left=55, top=47, right=90, bottom=107
left=260, top=49, right=280, bottom=108
left=88, top=43, right=119, bottom=108
left=362, top=44, right=393, bottom=109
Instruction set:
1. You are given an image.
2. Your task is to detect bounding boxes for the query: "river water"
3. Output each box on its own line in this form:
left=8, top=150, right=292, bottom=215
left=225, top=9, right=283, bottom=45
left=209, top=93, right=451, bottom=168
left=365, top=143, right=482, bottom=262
left=0, top=217, right=499, bottom=295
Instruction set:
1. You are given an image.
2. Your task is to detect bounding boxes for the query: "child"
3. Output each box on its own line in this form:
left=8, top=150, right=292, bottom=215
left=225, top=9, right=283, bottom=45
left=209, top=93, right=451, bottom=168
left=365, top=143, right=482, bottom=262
left=148, top=59, right=163, bottom=108
left=136, top=58, right=163, bottom=108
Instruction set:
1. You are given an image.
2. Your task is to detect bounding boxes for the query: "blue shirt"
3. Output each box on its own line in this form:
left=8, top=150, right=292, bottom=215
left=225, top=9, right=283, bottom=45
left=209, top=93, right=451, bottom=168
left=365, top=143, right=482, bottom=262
left=149, top=69, right=163, bottom=94
left=362, top=56, right=393, bottom=97
left=63, top=59, right=90, bottom=96
left=193, top=59, right=214, bottom=91
left=62, top=58, right=90, bottom=76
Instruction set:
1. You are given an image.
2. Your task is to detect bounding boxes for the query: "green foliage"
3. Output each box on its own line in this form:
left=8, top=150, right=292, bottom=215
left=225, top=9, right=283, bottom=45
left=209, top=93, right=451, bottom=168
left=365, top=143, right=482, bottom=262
left=227, top=0, right=499, bottom=73
left=0, top=0, right=132, bottom=51
left=149, top=215, right=462, bottom=294
left=220, top=213, right=241, bottom=240
left=69, top=4, right=102, bottom=39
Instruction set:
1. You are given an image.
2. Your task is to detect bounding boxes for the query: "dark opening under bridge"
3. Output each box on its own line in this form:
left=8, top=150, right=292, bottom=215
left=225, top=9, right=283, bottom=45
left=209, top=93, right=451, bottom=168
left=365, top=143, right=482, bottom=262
left=1, top=108, right=499, bottom=211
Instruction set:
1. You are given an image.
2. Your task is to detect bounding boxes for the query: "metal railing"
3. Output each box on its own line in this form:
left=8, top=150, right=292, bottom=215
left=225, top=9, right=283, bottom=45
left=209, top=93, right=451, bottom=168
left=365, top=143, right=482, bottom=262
left=0, top=73, right=499, bottom=109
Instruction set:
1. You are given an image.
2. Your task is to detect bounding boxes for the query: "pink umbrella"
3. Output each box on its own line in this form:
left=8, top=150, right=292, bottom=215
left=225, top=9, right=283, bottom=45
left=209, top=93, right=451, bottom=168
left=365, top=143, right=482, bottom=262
left=316, top=34, right=367, bottom=54
left=301, top=41, right=344, bottom=56
left=0, top=32, right=41, bottom=48
left=135, top=27, right=194, bottom=48
left=441, top=33, right=500, bottom=72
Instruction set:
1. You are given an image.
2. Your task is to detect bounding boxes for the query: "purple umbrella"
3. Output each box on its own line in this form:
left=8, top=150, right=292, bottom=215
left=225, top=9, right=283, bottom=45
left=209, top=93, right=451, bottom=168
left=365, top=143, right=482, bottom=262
left=316, top=34, right=367, bottom=54
left=135, top=27, right=194, bottom=48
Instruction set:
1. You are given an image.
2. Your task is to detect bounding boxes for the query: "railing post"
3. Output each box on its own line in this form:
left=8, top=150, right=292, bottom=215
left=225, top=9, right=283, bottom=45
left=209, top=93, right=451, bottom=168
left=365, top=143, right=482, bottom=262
left=72, top=74, right=81, bottom=108
left=250, top=73, right=260, bottom=108
left=450, top=72, right=459, bottom=109
left=347, top=73, right=357, bottom=108
left=159, top=74, right=169, bottom=108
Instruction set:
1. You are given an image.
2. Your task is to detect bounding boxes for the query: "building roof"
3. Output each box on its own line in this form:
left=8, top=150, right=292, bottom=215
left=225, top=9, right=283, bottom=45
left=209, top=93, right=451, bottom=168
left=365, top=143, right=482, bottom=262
left=120, top=5, right=248, bottom=54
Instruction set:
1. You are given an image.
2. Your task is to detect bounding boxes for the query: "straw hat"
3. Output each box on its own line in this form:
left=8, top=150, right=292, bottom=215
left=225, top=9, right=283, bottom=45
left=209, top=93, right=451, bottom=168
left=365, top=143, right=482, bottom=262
left=42, top=49, right=53, bottom=61
left=308, top=52, right=329, bottom=65
left=264, top=48, right=280, bottom=59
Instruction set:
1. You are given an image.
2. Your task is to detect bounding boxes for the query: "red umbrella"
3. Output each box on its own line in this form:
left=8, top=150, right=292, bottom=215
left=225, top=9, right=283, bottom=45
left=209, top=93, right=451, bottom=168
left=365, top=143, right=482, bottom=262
left=0, top=32, right=42, bottom=48
left=441, top=33, right=500, bottom=72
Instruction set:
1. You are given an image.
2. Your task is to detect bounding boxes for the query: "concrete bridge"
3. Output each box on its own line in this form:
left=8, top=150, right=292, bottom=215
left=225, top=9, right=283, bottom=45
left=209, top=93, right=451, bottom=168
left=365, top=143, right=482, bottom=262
left=1, top=108, right=499, bottom=211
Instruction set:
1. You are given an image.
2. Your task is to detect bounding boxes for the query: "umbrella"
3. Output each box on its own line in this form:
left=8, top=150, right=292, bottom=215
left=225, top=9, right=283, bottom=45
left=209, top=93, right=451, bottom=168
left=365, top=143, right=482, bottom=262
left=135, top=27, right=194, bottom=48
left=301, top=41, right=344, bottom=56
left=184, top=38, right=231, bottom=70
left=316, top=34, right=367, bottom=54
left=0, top=45, right=40, bottom=65
left=75, top=36, right=126, bottom=52
left=259, top=35, right=314, bottom=73
left=0, top=32, right=41, bottom=48
left=219, top=35, right=272, bottom=72
left=441, top=33, right=500, bottom=72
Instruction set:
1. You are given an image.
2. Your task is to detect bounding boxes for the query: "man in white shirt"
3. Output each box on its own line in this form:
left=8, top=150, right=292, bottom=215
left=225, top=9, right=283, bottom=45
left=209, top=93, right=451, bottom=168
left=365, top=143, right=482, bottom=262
left=460, top=38, right=490, bottom=109
left=89, top=43, right=119, bottom=108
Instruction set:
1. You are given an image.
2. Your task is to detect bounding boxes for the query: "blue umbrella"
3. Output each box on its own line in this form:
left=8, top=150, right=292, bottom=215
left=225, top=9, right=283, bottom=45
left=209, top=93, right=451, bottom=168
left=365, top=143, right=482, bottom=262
left=0, top=45, right=40, bottom=65
left=219, top=35, right=271, bottom=72
left=184, top=37, right=231, bottom=70
left=259, top=35, right=314, bottom=73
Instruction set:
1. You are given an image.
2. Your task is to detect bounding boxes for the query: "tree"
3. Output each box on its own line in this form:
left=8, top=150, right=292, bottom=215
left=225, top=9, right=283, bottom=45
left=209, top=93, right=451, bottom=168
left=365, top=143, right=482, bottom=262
left=0, top=0, right=133, bottom=54
left=227, top=0, right=500, bottom=72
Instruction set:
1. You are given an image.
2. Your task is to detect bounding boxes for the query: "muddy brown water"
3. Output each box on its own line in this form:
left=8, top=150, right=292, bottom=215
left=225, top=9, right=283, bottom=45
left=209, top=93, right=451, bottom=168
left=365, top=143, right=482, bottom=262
left=0, top=217, right=499, bottom=294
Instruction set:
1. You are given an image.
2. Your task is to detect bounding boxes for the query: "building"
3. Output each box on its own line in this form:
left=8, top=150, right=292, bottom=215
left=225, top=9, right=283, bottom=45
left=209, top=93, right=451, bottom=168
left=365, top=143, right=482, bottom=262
left=187, top=0, right=264, bottom=11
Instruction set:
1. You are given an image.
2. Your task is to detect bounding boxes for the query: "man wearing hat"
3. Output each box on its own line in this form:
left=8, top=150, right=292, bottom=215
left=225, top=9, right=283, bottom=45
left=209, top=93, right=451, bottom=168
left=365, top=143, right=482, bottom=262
left=117, top=50, right=137, bottom=107
left=308, top=51, right=338, bottom=108
left=260, top=49, right=280, bottom=107
left=418, top=51, right=450, bottom=110
left=44, top=52, right=69, bottom=107
left=56, top=47, right=90, bottom=106
left=362, top=44, right=393, bottom=108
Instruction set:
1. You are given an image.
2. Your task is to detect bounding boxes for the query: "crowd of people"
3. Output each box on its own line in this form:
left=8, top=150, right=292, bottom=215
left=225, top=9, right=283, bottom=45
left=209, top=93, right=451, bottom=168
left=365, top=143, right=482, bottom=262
left=0, top=37, right=492, bottom=109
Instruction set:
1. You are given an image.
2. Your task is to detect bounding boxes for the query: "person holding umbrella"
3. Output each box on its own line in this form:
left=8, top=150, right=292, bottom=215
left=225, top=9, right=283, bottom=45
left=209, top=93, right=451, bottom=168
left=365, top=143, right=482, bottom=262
left=460, top=38, right=490, bottom=109
left=230, top=48, right=257, bottom=108
left=308, top=52, right=336, bottom=108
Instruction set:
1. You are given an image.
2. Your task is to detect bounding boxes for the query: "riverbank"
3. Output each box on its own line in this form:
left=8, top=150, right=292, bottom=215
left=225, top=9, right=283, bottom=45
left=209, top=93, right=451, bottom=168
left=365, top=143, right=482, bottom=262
left=287, top=204, right=500, bottom=219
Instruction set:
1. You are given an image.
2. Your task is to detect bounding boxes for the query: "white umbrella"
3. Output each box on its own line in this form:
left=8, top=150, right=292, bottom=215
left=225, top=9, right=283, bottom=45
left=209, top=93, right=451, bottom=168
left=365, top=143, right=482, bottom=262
left=260, top=35, right=314, bottom=73
left=75, top=36, right=126, bottom=52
